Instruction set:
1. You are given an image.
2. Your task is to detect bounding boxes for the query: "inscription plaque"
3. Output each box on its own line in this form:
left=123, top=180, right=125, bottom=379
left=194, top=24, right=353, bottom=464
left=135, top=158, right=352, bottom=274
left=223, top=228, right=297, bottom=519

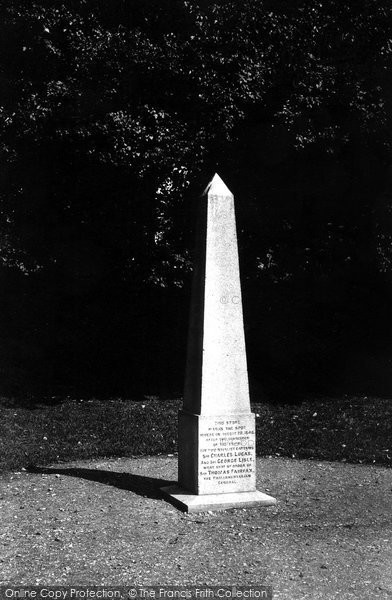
left=198, top=416, right=256, bottom=493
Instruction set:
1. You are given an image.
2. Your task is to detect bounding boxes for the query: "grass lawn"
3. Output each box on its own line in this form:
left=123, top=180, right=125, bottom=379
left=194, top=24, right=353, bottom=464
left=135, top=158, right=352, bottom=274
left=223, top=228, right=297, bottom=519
left=0, top=395, right=391, bottom=472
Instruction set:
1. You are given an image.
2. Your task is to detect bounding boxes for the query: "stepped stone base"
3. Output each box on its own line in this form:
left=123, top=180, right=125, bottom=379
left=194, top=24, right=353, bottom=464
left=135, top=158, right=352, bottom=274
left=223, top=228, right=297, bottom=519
left=161, top=485, right=277, bottom=513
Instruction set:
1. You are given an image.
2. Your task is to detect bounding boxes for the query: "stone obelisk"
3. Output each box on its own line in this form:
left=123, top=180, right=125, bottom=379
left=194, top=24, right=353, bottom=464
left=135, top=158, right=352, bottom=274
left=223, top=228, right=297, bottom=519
left=161, top=174, right=276, bottom=512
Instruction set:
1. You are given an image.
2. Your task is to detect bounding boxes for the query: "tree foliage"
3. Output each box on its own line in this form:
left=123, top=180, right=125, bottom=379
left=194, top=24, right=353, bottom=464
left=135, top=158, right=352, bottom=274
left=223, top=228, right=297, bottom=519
left=1, top=0, right=392, bottom=395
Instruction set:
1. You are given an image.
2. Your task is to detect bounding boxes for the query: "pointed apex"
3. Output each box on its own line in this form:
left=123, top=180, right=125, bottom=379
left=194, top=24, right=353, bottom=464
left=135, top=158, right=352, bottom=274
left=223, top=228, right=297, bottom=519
left=205, top=173, right=233, bottom=197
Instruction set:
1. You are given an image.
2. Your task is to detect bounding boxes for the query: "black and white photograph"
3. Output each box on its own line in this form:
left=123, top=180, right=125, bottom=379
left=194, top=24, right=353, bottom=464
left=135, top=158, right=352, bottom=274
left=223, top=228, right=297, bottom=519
left=1, top=1, right=391, bottom=598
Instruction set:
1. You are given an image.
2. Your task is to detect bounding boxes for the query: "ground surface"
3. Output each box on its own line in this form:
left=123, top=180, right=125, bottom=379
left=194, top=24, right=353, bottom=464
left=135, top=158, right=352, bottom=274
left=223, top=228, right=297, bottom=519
left=2, top=396, right=392, bottom=472
left=1, top=456, right=391, bottom=599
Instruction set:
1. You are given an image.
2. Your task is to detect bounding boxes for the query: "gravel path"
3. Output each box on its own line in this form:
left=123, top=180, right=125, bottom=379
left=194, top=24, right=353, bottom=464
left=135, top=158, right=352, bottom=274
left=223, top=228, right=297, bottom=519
left=1, top=456, right=391, bottom=599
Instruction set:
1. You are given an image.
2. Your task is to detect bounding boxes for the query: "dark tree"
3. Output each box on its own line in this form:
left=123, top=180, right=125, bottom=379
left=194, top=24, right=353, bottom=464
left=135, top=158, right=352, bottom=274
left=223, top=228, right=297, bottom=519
left=1, top=0, right=392, bottom=397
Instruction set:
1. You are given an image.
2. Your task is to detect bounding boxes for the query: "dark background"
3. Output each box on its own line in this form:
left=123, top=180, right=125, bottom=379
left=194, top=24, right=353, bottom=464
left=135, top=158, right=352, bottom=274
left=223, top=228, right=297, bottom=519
left=1, top=0, right=392, bottom=401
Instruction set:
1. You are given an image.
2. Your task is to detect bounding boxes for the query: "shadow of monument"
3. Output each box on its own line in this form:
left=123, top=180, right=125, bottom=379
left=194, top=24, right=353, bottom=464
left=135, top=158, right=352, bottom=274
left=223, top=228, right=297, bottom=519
left=27, top=465, right=173, bottom=500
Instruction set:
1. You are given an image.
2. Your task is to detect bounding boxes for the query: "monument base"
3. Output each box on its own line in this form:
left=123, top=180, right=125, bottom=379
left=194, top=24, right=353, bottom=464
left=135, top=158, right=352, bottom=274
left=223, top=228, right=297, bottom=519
left=160, top=485, right=277, bottom=513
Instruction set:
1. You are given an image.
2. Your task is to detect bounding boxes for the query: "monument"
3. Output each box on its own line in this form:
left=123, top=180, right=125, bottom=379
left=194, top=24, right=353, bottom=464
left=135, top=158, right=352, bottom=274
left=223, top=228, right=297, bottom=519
left=161, top=174, right=276, bottom=512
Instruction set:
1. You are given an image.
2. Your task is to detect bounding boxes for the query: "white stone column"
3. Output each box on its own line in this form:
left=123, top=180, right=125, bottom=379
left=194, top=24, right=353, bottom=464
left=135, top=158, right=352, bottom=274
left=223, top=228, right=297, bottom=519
left=162, top=174, right=276, bottom=511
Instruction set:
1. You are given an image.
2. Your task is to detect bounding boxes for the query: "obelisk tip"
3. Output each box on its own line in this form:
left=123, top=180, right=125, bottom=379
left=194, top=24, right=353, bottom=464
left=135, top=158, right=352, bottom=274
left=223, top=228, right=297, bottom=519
left=204, top=173, right=233, bottom=197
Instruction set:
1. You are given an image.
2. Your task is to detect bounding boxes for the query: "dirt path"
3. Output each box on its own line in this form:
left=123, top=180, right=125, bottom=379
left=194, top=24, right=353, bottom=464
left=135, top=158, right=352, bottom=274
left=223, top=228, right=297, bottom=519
left=1, top=456, right=391, bottom=599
